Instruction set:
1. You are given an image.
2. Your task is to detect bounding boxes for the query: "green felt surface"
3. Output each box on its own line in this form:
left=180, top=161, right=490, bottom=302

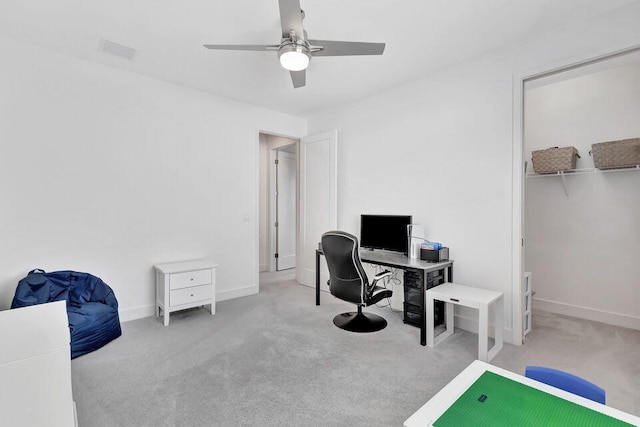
left=432, top=371, right=633, bottom=427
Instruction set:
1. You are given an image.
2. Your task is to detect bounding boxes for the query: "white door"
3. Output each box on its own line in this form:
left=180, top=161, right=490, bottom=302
left=276, top=151, right=296, bottom=270
left=297, top=130, right=337, bottom=289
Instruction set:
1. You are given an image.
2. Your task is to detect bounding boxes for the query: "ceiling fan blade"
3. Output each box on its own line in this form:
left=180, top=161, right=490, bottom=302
left=290, top=70, right=306, bottom=88
left=203, top=44, right=278, bottom=51
left=278, top=0, right=304, bottom=39
left=308, top=40, right=385, bottom=57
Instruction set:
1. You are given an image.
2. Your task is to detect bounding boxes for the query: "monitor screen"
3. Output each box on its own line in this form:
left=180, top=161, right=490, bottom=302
left=360, top=215, right=412, bottom=254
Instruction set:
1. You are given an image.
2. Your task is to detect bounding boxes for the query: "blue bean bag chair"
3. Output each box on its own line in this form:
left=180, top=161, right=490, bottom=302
left=11, top=269, right=122, bottom=358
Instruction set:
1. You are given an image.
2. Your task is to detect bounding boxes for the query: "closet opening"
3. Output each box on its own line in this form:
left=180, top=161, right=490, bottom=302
left=514, top=47, right=640, bottom=343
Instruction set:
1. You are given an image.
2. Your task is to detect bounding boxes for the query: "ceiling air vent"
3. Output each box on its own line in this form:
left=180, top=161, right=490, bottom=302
left=99, top=39, right=137, bottom=60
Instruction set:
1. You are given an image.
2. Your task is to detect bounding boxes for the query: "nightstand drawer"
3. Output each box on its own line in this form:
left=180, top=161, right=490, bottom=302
left=169, top=269, right=212, bottom=290
left=170, top=284, right=213, bottom=307
left=438, top=295, right=480, bottom=309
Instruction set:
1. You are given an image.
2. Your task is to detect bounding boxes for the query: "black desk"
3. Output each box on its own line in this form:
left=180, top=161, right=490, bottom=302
left=315, top=249, right=453, bottom=346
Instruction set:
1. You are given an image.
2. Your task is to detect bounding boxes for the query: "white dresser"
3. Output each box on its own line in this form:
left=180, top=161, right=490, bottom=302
left=154, top=259, right=218, bottom=326
left=0, top=301, right=77, bottom=427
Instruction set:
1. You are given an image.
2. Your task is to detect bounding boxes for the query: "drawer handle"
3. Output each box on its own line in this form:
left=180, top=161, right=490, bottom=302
left=450, top=298, right=459, bottom=302
left=190, top=278, right=194, bottom=281
left=190, top=294, right=194, bottom=297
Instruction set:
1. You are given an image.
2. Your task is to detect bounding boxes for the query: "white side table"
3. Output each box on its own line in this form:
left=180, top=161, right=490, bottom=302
left=154, top=259, right=218, bottom=326
left=426, top=282, right=504, bottom=362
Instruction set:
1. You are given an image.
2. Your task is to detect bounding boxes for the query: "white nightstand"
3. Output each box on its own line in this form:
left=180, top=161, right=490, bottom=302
left=154, top=259, right=218, bottom=326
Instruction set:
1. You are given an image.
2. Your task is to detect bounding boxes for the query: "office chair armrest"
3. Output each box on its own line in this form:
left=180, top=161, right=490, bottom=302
left=366, top=270, right=393, bottom=305
left=371, top=270, right=392, bottom=286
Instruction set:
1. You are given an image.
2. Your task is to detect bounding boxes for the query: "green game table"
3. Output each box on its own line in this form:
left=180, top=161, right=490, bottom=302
left=404, top=361, right=640, bottom=427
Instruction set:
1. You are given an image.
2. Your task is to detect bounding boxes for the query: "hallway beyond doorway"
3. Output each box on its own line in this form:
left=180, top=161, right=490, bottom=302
left=259, top=268, right=296, bottom=285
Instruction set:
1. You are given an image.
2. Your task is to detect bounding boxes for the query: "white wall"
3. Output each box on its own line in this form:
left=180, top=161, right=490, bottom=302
left=307, top=3, right=640, bottom=342
left=524, top=63, right=640, bottom=329
left=0, top=35, right=307, bottom=319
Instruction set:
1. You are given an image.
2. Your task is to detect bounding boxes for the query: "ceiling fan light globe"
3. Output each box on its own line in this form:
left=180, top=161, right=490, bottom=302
left=279, top=49, right=310, bottom=71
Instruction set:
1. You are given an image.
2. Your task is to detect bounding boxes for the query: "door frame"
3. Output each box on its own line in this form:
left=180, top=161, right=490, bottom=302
left=511, top=42, right=640, bottom=345
left=268, top=148, right=278, bottom=272
left=297, top=130, right=338, bottom=287
left=269, top=146, right=297, bottom=271
left=255, top=130, right=301, bottom=288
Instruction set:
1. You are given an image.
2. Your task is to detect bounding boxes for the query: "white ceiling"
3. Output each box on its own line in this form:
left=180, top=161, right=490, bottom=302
left=1, top=0, right=636, bottom=115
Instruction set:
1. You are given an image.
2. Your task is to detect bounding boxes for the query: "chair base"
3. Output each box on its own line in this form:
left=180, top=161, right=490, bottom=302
left=333, top=310, right=388, bottom=333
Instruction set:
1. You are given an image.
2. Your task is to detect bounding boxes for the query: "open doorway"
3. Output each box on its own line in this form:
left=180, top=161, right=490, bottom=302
left=259, top=133, right=298, bottom=273
left=272, top=144, right=297, bottom=271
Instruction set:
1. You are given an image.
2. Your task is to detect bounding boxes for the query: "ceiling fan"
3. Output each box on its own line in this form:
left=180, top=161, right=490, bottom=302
left=203, top=0, right=385, bottom=88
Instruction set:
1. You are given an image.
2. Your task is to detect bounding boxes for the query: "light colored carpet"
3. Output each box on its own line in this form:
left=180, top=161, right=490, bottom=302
left=71, top=270, right=640, bottom=426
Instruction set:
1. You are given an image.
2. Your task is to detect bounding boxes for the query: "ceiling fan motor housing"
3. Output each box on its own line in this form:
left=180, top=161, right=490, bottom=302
left=278, top=40, right=311, bottom=71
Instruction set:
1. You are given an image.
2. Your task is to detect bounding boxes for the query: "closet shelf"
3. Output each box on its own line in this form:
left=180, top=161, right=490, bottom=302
left=525, top=164, right=640, bottom=178
left=525, top=165, right=639, bottom=197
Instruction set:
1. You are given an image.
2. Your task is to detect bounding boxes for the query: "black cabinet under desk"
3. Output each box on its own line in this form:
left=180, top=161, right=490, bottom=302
left=403, top=269, right=445, bottom=327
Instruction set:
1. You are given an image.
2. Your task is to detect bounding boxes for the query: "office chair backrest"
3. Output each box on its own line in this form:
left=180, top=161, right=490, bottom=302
left=525, top=366, right=606, bottom=404
left=321, top=231, right=368, bottom=305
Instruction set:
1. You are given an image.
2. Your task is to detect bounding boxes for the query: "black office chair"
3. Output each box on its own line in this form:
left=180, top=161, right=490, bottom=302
left=321, top=231, right=393, bottom=332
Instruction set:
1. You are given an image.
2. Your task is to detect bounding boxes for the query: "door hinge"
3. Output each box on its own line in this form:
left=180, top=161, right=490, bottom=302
left=275, top=253, right=279, bottom=258
left=275, top=222, right=279, bottom=227
left=275, top=159, right=279, bottom=165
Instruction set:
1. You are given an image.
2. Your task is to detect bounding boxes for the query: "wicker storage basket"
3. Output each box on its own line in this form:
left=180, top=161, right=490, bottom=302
left=531, top=146, right=580, bottom=174
left=590, top=138, right=640, bottom=169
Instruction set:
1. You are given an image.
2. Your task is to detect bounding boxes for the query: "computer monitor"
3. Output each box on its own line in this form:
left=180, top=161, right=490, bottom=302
left=360, top=214, right=412, bottom=254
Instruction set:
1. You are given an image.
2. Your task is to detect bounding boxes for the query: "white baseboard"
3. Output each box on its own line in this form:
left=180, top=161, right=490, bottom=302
left=300, top=268, right=315, bottom=287
left=533, top=297, right=640, bottom=330
left=300, top=267, right=329, bottom=291
left=120, top=284, right=259, bottom=322
left=300, top=268, right=331, bottom=297
left=217, top=284, right=258, bottom=302
left=119, top=305, right=155, bottom=322
left=73, top=401, right=78, bottom=427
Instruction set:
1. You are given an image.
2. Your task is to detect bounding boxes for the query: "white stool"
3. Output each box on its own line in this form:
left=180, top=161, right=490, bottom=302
left=426, top=282, right=504, bottom=362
